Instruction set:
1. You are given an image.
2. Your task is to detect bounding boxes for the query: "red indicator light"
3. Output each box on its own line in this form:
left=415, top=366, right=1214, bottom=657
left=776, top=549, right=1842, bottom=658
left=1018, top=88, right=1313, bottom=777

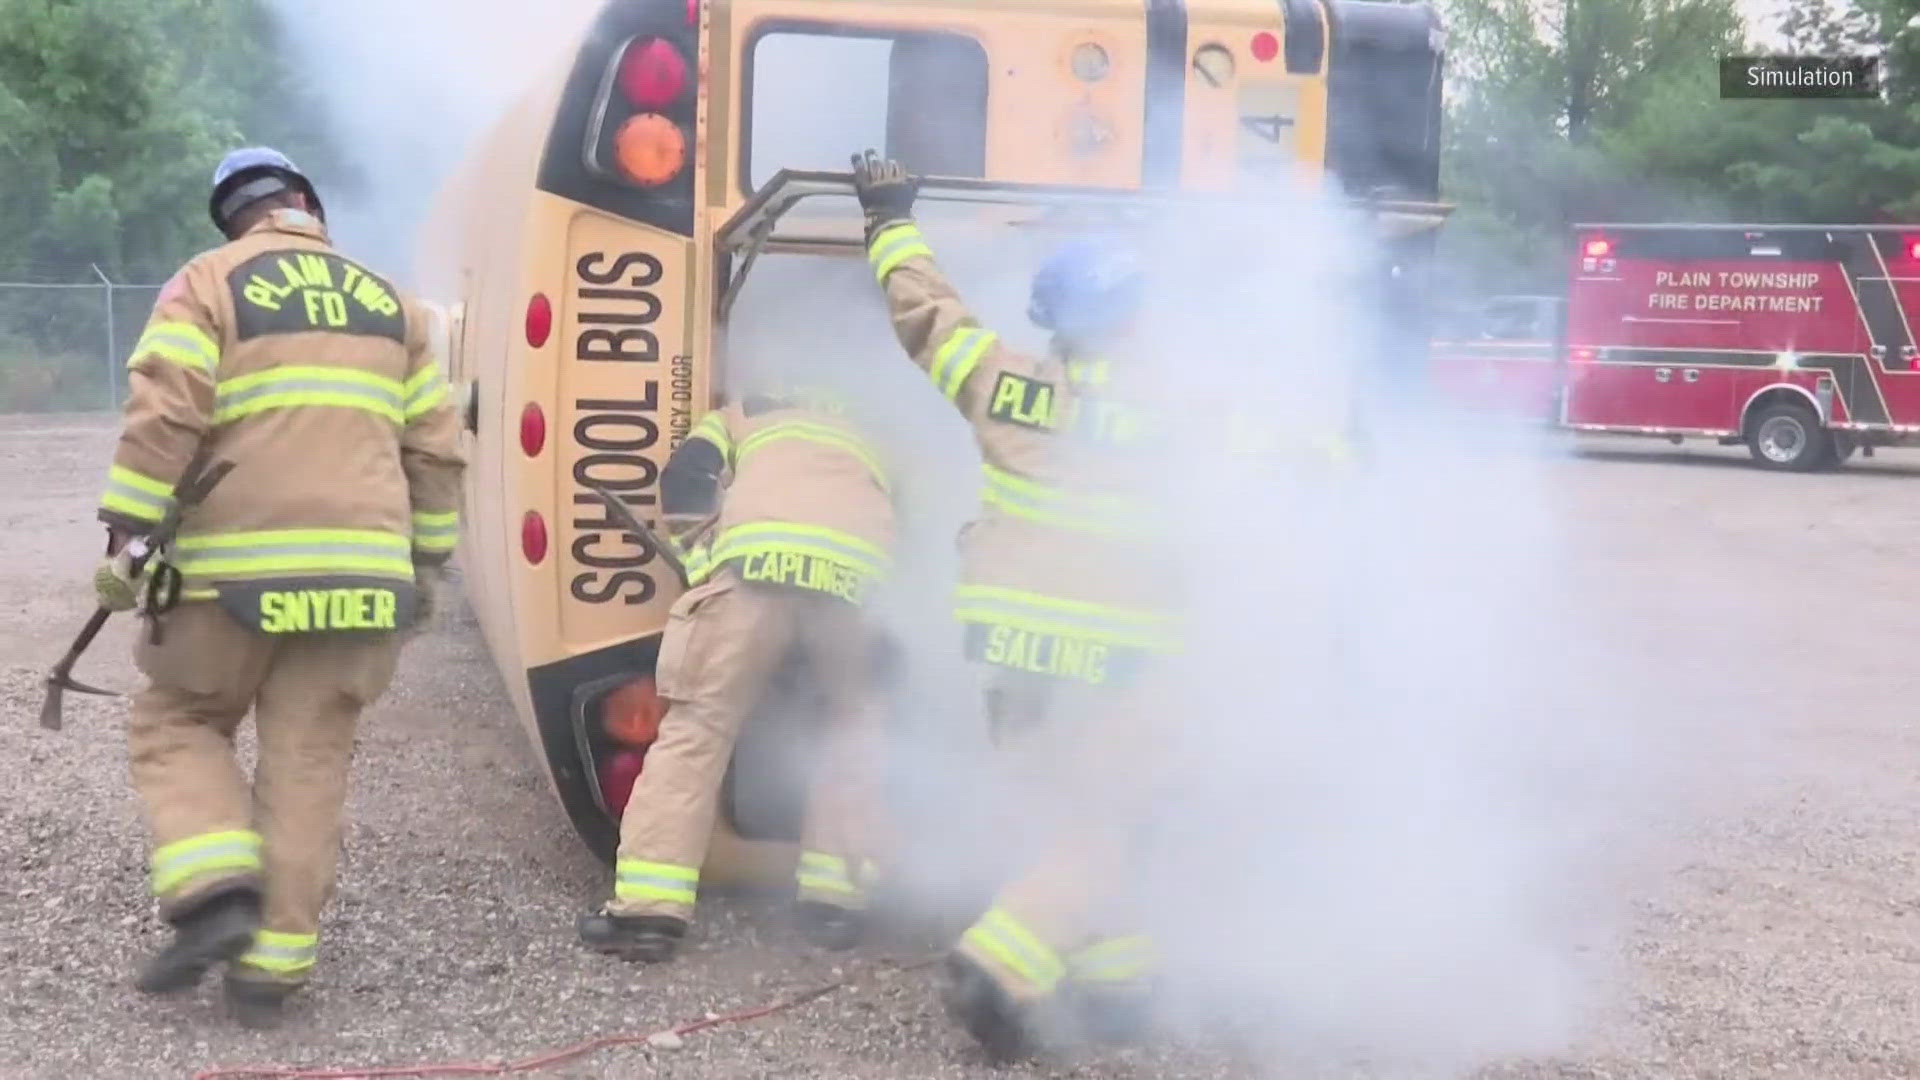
left=619, top=38, right=689, bottom=110
left=1906, top=239, right=1920, bottom=259
left=519, top=402, right=546, bottom=457
left=525, top=293, right=552, bottom=348
left=685, top=0, right=699, bottom=26
left=603, top=676, right=665, bottom=747
left=1573, top=347, right=1596, bottom=361
left=1583, top=238, right=1611, bottom=258
left=1250, top=32, right=1279, bottom=62
left=521, top=511, right=549, bottom=565
left=597, top=748, right=646, bottom=819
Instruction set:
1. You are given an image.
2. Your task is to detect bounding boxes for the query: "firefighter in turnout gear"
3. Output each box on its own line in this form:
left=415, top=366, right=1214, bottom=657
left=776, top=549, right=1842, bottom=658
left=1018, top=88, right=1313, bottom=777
left=94, top=147, right=465, bottom=1026
left=576, top=384, right=896, bottom=963
left=851, top=150, right=1173, bottom=1060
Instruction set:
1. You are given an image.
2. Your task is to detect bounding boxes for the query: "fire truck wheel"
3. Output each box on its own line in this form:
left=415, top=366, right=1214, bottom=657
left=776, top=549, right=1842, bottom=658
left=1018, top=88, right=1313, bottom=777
left=1745, top=401, right=1833, bottom=472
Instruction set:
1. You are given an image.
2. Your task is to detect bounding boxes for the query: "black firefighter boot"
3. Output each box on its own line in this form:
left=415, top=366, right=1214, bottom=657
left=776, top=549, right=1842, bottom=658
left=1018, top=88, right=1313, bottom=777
left=939, top=952, right=1055, bottom=1064
left=135, top=886, right=262, bottom=995
left=576, top=910, right=686, bottom=962
left=224, top=974, right=298, bottom=1030
left=792, top=900, right=865, bottom=952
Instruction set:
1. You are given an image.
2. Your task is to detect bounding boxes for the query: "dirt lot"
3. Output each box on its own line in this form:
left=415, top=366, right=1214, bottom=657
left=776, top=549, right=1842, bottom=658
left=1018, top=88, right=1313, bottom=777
left=1, top=413, right=1915, bottom=1079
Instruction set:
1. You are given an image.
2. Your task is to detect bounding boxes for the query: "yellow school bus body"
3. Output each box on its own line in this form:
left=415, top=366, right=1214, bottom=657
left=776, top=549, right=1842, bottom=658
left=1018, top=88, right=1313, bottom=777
left=421, top=0, right=1445, bottom=884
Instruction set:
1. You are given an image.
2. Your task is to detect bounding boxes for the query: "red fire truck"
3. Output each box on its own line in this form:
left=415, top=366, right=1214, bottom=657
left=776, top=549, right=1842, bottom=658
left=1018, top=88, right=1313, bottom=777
left=1432, top=223, right=1920, bottom=470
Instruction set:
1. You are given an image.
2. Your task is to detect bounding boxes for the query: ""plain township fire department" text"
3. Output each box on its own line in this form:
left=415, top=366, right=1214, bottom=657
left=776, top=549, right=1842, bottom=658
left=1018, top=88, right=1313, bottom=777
left=1647, top=269, right=1826, bottom=313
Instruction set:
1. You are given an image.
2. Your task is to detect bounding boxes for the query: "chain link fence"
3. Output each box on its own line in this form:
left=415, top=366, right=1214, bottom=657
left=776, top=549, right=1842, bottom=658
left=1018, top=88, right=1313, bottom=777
left=0, top=275, right=164, bottom=413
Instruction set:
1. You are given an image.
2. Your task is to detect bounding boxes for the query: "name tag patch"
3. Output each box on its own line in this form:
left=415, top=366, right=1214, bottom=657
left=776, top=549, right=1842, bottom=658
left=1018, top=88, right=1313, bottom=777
left=737, top=551, right=866, bottom=602
left=215, top=578, right=417, bottom=634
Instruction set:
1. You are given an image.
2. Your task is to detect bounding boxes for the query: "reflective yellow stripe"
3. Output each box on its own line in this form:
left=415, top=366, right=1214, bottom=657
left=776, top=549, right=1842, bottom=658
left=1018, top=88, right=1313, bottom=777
left=928, top=328, right=993, bottom=400
left=130, top=321, right=220, bottom=373
left=735, top=421, right=888, bottom=492
left=680, top=541, right=714, bottom=584
left=706, top=522, right=888, bottom=577
left=151, top=829, right=261, bottom=896
left=615, top=858, right=699, bottom=905
left=795, top=851, right=861, bottom=897
left=237, top=930, right=319, bottom=976
left=403, top=364, right=447, bottom=420
left=215, top=365, right=405, bottom=424
left=411, top=509, right=459, bottom=552
left=100, top=464, right=176, bottom=523
left=979, top=464, right=1140, bottom=535
left=961, top=908, right=1065, bottom=993
left=953, top=584, right=1176, bottom=651
left=1066, top=935, right=1156, bottom=984
left=868, top=223, right=934, bottom=281
left=692, top=411, right=732, bottom=458
left=174, top=528, right=414, bottom=582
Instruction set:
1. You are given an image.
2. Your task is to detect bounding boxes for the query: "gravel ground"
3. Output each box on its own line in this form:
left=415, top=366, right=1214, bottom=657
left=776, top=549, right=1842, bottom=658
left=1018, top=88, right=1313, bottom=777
left=1, top=414, right=1916, bottom=1079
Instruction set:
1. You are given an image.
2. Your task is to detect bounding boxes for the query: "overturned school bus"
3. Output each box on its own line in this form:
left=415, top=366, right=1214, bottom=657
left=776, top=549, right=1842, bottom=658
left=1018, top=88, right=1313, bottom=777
left=418, top=0, right=1450, bottom=883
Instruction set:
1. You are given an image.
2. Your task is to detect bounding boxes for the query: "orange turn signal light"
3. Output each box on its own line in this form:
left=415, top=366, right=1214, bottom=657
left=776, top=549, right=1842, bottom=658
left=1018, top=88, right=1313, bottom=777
left=615, top=114, right=687, bottom=187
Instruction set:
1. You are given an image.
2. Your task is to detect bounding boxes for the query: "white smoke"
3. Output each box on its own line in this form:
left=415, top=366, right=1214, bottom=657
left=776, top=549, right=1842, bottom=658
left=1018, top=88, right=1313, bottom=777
left=273, top=7, right=1728, bottom=1073
left=266, top=0, right=602, bottom=277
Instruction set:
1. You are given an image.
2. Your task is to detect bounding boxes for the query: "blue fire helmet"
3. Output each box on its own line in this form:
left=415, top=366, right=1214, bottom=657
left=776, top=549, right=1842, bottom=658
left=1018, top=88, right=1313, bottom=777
left=1027, top=237, right=1145, bottom=340
left=209, top=146, right=323, bottom=237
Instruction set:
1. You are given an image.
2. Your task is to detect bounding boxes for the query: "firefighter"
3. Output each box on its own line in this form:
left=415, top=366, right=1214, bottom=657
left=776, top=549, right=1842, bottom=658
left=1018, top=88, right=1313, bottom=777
left=93, top=147, right=465, bottom=1026
left=849, top=149, right=1176, bottom=1059
left=575, top=380, right=896, bottom=963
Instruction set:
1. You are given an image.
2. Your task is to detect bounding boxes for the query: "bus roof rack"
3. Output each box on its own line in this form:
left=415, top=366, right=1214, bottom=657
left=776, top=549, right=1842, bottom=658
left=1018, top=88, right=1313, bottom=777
left=714, top=169, right=1452, bottom=320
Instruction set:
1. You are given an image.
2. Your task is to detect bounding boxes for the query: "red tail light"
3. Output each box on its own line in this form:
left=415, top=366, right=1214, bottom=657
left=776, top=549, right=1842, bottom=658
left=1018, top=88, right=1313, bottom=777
left=618, top=38, right=689, bottom=110
left=602, top=676, right=665, bottom=747
left=521, top=511, right=548, bottom=564
left=519, top=402, right=546, bottom=456
left=525, top=293, right=553, bottom=348
left=597, top=748, right=646, bottom=819
left=1583, top=238, right=1612, bottom=258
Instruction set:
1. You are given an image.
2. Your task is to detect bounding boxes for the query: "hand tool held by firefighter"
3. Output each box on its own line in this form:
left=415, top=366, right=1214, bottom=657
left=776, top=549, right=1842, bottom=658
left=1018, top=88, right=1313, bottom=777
left=39, top=447, right=234, bottom=731
left=584, top=483, right=691, bottom=590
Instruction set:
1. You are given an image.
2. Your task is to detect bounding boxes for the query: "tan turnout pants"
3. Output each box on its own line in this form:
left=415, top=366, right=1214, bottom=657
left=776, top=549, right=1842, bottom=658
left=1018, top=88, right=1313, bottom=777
left=954, top=664, right=1162, bottom=1003
left=609, top=566, right=887, bottom=920
left=129, top=601, right=401, bottom=985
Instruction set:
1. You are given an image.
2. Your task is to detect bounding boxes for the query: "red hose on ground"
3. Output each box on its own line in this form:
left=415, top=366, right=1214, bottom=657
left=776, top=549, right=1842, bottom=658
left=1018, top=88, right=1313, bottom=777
left=190, top=976, right=851, bottom=1079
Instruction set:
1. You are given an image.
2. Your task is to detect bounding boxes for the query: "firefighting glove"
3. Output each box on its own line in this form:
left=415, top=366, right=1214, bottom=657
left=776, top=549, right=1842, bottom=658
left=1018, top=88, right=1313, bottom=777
left=93, top=548, right=149, bottom=612
left=851, top=149, right=918, bottom=240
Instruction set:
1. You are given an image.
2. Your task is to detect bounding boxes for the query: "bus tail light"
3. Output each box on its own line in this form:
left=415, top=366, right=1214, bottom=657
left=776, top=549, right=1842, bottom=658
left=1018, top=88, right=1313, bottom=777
left=602, top=675, right=665, bottom=747
left=588, top=21, right=698, bottom=194
left=519, top=402, right=546, bottom=457
left=597, top=748, right=647, bottom=820
left=525, top=293, right=552, bottom=347
left=614, top=114, right=688, bottom=187
left=618, top=38, right=689, bottom=110
left=522, top=511, right=549, bottom=564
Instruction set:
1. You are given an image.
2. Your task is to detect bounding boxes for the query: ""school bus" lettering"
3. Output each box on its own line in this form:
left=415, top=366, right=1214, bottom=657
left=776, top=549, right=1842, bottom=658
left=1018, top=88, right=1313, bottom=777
left=569, top=392, right=666, bottom=605
left=575, top=251, right=663, bottom=363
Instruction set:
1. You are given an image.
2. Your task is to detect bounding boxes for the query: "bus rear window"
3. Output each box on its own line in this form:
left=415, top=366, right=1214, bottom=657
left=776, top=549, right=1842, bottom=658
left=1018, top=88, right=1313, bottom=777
left=743, top=27, right=988, bottom=192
